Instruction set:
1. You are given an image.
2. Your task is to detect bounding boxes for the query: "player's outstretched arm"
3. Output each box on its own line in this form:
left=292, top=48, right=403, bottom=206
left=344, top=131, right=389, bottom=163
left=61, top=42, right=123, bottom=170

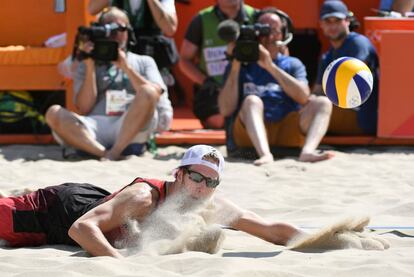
left=231, top=211, right=302, bottom=245
left=215, top=197, right=302, bottom=245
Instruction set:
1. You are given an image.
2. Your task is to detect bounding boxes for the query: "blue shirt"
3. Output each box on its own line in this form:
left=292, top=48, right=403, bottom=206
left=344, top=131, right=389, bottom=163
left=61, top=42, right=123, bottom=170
left=380, top=0, right=394, bottom=10
left=379, top=0, right=414, bottom=11
left=237, top=54, right=308, bottom=123
left=223, top=54, right=308, bottom=153
left=316, top=32, right=379, bottom=134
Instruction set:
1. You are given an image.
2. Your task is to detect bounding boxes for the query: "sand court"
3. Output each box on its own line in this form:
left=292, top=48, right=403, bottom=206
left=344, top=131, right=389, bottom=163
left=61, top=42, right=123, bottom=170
left=0, top=144, right=413, bottom=276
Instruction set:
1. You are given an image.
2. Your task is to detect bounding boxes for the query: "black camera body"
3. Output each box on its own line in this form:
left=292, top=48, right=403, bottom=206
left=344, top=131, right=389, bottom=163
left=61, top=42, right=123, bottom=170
left=74, top=22, right=123, bottom=62
left=234, top=23, right=271, bottom=63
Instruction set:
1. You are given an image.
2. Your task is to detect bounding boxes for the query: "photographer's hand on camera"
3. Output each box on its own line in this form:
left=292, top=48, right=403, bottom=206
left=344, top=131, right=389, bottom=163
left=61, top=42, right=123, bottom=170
left=112, top=48, right=129, bottom=72
left=75, top=38, right=96, bottom=63
left=257, top=44, right=275, bottom=72
left=80, top=40, right=95, bottom=57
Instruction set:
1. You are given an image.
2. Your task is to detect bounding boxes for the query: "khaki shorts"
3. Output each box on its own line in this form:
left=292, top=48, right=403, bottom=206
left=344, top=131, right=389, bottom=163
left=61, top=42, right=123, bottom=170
left=233, top=111, right=305, bottom=148
left=328, top=106, right=364, bottom=135
left=53, top=111, right=158, bottom=148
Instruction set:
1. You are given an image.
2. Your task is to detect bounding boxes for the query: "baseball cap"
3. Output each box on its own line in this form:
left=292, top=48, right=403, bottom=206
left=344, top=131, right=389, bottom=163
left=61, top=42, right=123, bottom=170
left=320, top=1, right=349, bottom=20
left=179, top=145, right=225, bottom=177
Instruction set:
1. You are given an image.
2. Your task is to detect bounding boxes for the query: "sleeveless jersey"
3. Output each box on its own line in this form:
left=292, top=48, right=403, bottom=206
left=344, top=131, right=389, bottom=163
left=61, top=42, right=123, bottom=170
left=0, top=178, right=167, bottom=247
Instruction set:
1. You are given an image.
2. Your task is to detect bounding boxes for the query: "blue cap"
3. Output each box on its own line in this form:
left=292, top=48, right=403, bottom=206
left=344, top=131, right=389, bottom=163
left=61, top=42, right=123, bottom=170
left=320, top=1, right=349, bottom=20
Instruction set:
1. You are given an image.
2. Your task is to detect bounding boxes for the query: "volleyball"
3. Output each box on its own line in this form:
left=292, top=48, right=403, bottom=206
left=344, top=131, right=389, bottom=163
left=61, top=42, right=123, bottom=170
left=322, top=57, right=373, bottom=109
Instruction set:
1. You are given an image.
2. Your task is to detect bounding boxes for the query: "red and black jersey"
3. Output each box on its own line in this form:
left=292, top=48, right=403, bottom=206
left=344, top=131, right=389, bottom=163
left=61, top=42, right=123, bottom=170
left=0, top=178, right=167, bottom=247
left=99, top=177, right=167, bottom=205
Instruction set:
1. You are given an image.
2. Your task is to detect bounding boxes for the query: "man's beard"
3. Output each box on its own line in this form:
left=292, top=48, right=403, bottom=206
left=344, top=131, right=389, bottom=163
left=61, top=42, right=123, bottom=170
left=171, top=186, right=212, bottom=213
left=330, top=30, right=347, bottom=42
left=118, top=186, right=217, bottom=256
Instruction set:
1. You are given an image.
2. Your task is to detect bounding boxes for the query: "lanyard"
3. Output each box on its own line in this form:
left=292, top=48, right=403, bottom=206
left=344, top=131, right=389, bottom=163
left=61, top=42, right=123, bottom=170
left=104, top=65, right=128, bottom=91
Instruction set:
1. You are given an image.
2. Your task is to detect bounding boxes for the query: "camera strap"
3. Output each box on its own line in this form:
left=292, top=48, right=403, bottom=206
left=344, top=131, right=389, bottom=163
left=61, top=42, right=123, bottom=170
left=103, top=65, right=131, bottom=116
left=102, top=65, right=128, bottom=92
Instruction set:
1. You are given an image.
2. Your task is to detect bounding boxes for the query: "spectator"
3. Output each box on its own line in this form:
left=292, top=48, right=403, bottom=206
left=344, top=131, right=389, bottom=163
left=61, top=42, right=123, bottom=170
left=46, top=7, right=171, bottom=160
left=219, top=9, right=333, bottom=165
left=88, top=0, right=179, bottom=86
left=179, top=0, right=257, bottom=129
left=313, top=0, right=379, bottom=135
left=379, top=0, right=414, bottom=15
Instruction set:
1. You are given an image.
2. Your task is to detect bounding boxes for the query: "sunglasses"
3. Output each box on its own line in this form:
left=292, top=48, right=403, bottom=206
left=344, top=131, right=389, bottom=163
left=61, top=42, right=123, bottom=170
left=117, top=25, right=128, bottom=32
left=183, top=167, right=220, bottom=188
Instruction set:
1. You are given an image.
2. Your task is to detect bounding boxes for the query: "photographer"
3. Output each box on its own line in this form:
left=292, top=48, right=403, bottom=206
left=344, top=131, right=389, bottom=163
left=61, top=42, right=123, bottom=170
left=179, top=0, right=257, bottom=129
left=219, top=8, right=333, bottom=165
left=88, top=0, right=178, bottom=85
left=46, top=7, right=170, bottom=160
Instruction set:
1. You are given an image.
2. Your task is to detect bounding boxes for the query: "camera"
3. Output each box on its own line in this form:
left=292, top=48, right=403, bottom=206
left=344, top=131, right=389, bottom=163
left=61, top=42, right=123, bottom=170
left=234, top=23, right=271, bottom=63
left=73, top=22, right=126, bottom=62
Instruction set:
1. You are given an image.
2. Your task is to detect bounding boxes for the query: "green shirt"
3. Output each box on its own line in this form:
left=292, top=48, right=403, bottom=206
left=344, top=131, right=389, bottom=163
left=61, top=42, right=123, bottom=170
left=199, top=5, right=255, bottom=84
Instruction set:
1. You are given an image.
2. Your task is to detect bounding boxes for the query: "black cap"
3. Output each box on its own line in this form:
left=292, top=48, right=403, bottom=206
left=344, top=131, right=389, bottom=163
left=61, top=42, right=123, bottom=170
left=320, top=1, right=349, bottom=20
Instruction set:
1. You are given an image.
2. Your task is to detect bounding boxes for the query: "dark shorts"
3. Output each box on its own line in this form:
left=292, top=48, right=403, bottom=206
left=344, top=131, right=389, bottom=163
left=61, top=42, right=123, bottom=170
left=192, top=84, right=220, bottom=121
left=0, top=183, right=110, bottom=247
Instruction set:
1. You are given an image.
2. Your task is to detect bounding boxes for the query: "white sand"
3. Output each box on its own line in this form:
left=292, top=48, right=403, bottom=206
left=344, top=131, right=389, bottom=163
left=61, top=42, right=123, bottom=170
left=1, top=144, right=414, bottom=276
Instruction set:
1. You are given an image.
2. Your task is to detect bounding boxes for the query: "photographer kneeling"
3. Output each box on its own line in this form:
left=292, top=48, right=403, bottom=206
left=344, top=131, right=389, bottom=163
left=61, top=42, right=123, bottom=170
left=219, top=8, right=334, bottom=165
left=46, top=7, right=169, bottom=160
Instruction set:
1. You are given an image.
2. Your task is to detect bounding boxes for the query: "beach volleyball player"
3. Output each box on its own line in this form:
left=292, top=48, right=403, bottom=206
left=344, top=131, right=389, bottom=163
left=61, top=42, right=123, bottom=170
left=0, top=145, right=388, bottom=257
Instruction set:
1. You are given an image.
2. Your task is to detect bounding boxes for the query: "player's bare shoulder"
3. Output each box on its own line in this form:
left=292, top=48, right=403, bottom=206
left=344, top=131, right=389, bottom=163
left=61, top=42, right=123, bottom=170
left=116, top=182, right=158, bottom=217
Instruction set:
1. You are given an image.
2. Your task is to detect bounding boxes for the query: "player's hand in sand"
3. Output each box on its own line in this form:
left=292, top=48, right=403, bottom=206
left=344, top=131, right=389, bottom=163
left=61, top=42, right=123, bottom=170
left=288, top=216, right=390, bottom=251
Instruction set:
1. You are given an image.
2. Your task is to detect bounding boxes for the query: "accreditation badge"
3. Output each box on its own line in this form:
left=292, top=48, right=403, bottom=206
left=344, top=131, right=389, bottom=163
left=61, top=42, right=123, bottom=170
left=105, top=89, right=130, bottom=116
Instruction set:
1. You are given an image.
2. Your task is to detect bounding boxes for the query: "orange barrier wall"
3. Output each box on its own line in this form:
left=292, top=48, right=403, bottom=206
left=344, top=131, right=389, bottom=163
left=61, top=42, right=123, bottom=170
left=342, top=0, right=380, bottom=30
left=0, top=0, right=94, bottom=144
left=0, top=2, right=66, bottom=92
left=364, top=18, right=414, bottom=138
left=365, top=17, right=414, bottom=54
left=377, top=30, right=414, bottom=138
left=0, top=1, right=65, bottom=46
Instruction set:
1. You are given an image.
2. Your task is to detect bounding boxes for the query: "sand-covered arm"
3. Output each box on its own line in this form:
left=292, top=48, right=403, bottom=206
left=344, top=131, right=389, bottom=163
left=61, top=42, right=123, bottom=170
left=288, top=216, right=390, bottom=251
left=211, top=196, right=302, bottom=246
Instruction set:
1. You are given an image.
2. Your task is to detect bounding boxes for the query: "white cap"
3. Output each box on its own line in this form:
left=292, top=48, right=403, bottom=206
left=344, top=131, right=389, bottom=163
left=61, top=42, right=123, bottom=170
left=180, top=145, right=225, bottom=176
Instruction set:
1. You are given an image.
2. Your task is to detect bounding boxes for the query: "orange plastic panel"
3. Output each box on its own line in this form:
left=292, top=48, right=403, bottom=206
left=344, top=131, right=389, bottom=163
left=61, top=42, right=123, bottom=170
left=0, top=47, right=65, bottom=65
left=155, top=107, right=414, bottom=146
left=270, top=0, right=319, bottom=29
left=0, top=0, right=66, bottom=46
left=156, top=130, right=225, bottom=145
left=65, top=0, right=96, bottom=56
left=156, top=130, right=414, bottom=146
left=377, top=31, right=414, bottom=138
left=0, top=65, right=64, bottom=90
left=365, top=17, right=414, bottom=54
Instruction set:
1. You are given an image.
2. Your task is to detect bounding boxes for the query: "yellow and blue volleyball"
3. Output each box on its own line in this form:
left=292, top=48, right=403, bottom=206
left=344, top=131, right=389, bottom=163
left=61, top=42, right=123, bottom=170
left=322, top=57, right=373, bottom=109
